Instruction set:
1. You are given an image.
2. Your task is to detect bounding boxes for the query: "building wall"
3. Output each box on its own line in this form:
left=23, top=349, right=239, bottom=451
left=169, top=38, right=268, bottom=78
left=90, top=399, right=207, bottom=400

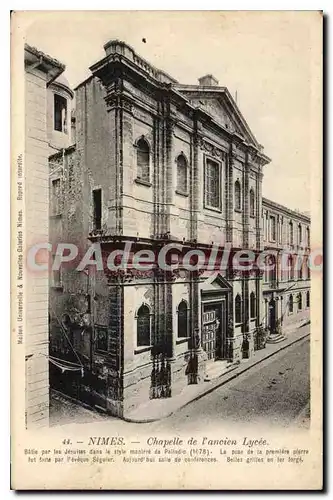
left=261, top=198, right=311, bottom=334
left=48, top=40, right=310, bottom=417
left=25, top=66, right=51, bottom=428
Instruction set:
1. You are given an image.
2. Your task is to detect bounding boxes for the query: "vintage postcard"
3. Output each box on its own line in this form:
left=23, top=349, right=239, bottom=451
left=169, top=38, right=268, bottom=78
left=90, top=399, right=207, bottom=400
left=11, top=10, right=323, bottom=490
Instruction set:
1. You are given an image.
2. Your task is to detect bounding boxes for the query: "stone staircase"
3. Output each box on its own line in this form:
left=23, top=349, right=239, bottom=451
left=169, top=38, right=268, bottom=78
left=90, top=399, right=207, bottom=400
left=266, top=333, right=286, bottom=344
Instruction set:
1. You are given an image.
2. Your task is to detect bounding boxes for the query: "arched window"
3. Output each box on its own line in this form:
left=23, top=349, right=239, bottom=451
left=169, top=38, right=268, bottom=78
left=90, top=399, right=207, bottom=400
left=177, top=300, right=188, bottom=338
left=250, top=189, right=255, bottom=217
left=250, top=292, right=256, bottom=318
left=235, top=294, right=242, bottom=324
left=298, top=224, right=302, bottom=245
left=137, top=304, right=151, bottom=347
left=289, top=294, right=293, bottom=313
left=176, top=154, right=188, bottom=193
left=306, top=291, right=310, bottom=308
left=297, top=293, right=302, bottom=311
left=136, top=138, right=150, bottom=182
left=289, top=221, right=294, bottom=245
left=235, top=180, right=241, bottom=211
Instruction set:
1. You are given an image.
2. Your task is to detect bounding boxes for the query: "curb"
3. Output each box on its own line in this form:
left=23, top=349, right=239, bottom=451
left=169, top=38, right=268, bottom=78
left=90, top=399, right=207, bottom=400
left=124, top=331, right=310, bottom=424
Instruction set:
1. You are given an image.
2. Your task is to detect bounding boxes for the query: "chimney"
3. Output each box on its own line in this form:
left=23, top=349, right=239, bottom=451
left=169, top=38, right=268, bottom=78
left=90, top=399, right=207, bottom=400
left=198, top=74, right=219, bottom=87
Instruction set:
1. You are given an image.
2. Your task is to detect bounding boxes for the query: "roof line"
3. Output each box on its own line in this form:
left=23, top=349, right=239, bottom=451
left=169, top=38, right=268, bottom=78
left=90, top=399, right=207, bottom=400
left=262, top=196, right=310, bottom=221
left=175, top=83, right=260, bottom=149
left=24, top=44, right=64, bottom=71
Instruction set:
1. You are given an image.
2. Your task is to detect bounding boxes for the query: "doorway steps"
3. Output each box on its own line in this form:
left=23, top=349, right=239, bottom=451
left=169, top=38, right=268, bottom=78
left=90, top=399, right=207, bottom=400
left=266, top=333, right=286, bottom=344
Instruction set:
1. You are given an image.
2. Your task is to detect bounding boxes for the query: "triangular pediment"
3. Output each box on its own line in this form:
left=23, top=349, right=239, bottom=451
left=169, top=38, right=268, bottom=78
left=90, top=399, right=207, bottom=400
left=175, top=85, right=259, bottom=148
left=201, top=272, right=232, bottom=294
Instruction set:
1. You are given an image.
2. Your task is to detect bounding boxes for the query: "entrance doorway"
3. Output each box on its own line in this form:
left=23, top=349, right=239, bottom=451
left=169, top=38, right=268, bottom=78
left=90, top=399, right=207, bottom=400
left=202, top=300, right=227, bottom=360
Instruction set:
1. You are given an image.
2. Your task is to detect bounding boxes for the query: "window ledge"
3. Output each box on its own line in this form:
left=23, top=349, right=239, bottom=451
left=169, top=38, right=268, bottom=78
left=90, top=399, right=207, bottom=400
left=176, top=336, right=190, bottom=345
left=51, top=285, right=63, bottom=291
left=175, top=190, right=189, bottom=197
left=134, top=345, right=152, bottom=354
left=250, top=214, right=255, bottom=219
left=50, top=214, right=62, bottom=219
left=204, top=205, right=222, bottom=214
left=235, top=322, right=243, bottom=327
left=135, top=178, right=152, bottom=187
left=234, top=208, right=242, bottom=213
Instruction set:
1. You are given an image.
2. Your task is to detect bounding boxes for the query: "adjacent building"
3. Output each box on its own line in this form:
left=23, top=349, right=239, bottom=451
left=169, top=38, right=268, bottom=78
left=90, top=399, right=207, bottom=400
left=261, top=198, right=311, bottom=340
left=47, top=40, right=310, bottom=419
left=24, top=44, right=65, bottom=427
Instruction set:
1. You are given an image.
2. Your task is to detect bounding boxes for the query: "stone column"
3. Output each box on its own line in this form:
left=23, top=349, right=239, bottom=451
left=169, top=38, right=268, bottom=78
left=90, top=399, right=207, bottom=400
left=106, top=275, right=124, bottom=415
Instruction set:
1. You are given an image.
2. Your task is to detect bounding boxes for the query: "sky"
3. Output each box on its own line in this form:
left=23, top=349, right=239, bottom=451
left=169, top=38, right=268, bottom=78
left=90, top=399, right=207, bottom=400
left=20, top=10, right=321, bottom=213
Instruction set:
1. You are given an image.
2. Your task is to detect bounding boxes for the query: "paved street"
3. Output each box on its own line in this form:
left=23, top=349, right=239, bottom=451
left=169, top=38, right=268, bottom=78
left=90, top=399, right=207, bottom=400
left=154, top=336, right=310, bottom=432
left=50, top=336, right=310, bottom=431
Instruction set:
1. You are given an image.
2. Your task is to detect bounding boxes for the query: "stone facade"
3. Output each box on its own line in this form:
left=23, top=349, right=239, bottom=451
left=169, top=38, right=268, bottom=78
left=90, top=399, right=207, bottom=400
left=24, top=44, right=65, bottom=427
left=261, top=197, right=311, bottom=339
left=48, top=40, right=310, bottom=418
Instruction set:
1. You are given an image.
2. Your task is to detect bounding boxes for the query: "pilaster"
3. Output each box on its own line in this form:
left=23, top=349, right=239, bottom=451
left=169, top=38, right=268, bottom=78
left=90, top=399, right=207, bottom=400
left=226, top=143, right=235, bottom=243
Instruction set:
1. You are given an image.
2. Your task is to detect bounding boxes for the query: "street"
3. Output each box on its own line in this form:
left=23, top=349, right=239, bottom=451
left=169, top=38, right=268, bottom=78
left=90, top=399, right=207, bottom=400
left=50, top=337, right=310, bottom=431
left=154, top=336, right=310, bottom=432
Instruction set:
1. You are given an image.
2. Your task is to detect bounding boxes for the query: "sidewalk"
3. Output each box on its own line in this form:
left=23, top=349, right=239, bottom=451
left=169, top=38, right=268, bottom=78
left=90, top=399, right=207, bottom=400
left=125, top=323, right=310, bottom=423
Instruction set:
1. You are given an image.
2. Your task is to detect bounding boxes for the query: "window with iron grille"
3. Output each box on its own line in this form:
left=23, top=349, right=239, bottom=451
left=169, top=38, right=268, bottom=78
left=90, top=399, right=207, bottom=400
left=289, top=294, right=294, bottom=313
left=298, top=293, right=302, bottom=311
left=176, top=154, right=188, bottom=193
left=177, top=300, right=188, bottom=338
left=235, top=180, right=241, bottom=211
left=250, top=292, right=256, bottom=318
left=137, top=304, right=151, bottom=347
left=250, top=189, right=255, bottom=217
left=235, top=294, right=242, bottom=324
left=136, top=138, right=150, bottom=182
left=205, top=158, right=221, bottom=210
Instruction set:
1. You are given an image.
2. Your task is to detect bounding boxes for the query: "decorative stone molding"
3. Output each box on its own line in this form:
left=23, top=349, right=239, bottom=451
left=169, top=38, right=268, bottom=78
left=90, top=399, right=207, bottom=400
left=198, top=138, right=226, bottom=161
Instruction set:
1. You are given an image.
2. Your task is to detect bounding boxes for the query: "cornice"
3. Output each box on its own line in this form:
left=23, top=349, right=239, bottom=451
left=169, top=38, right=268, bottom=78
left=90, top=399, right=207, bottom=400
left=262, top=197, right=310, bottom=223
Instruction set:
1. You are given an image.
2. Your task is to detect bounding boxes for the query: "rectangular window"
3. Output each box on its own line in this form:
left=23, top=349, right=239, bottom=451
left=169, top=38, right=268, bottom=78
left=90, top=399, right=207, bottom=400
left=279, top=218, right=283, bottom=244
left=54, top=94, right=67, bottom=133
left=205, top=159, right=221, bottom=210
left=51, top=178, right=61, bottom=215
left=93, top=189, right=102, bottom=230
left=298, top=225, right=302, bottom=245
left=270, top=216, right=276, bottom=241
left=289, top=222, right=294, bottom=245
